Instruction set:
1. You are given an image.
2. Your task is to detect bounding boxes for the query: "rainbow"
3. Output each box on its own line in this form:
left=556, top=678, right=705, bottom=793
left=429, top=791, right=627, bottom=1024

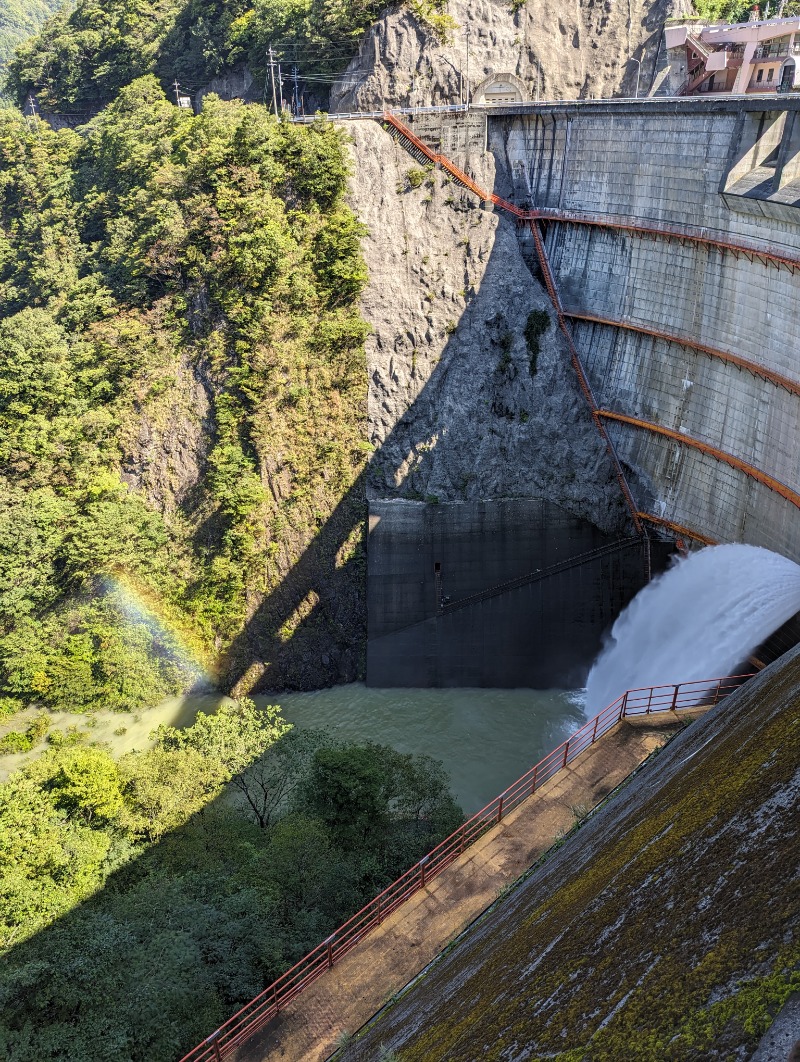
left=101, top=572, right=216, bottom=686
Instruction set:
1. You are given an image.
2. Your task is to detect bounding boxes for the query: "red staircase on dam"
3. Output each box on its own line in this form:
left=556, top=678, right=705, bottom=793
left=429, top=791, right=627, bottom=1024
left=180, top=672, right=753, bottom=1062
left=383, top=112, right=800, bottom=549
left=382, top=113, right=800, bottom=273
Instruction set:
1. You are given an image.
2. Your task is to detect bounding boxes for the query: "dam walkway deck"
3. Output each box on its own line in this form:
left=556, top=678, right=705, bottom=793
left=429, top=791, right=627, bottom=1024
left=180, top=677, right=749, bottom=1062
left=237, top=708, right=706, bottom=1062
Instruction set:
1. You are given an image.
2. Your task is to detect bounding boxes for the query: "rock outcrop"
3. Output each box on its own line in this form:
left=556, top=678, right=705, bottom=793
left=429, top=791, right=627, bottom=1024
left=346, top=119, right=627, bottom=530
left=331, top=0, right=690, bottom=113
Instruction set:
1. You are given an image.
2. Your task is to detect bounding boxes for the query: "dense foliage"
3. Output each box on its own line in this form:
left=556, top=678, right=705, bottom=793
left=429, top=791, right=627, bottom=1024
left=0, top=0, right=61, bottom=82
left=0, top=77, right=369, bottom=718
left=6, top=0, right=384, bottom=112
left=0, top=706, right=463, bottom=1060
left=692, top=0, right=800, bottom=21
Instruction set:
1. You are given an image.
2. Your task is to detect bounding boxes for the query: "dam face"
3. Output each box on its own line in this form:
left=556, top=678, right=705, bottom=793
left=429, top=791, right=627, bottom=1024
left=367, top=500, right=669, bottom=688
left=492, top=97, right=800, bottom=560
left=365, top=98, right=800, bottom=688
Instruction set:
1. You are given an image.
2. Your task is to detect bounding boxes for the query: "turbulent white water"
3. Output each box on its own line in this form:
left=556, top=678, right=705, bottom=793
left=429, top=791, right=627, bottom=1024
left=585, top=544, right=800, bottom=715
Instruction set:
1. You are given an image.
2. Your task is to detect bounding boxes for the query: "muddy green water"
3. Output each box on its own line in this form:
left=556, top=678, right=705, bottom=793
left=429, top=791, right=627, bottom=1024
left=261, top=685, right=586, bottom=813
left=1, top=685, right=585, bottom=813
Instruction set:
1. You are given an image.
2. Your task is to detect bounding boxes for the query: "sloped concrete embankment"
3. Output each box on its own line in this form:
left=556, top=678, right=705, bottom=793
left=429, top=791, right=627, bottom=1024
left=340, top=645, right=800, bottom=1060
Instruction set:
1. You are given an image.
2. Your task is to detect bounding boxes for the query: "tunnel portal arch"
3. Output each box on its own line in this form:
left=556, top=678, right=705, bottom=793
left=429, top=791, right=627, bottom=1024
left=472, top=72, right=528, bottom=105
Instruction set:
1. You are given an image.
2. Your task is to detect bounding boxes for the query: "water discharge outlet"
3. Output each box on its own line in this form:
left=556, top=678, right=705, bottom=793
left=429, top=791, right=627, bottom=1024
left=585, top=544, right=800, bottom=714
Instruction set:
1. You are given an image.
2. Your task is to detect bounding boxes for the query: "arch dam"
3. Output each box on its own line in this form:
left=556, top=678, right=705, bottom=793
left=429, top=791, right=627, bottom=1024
left=365, top=97, right=800, bottom=686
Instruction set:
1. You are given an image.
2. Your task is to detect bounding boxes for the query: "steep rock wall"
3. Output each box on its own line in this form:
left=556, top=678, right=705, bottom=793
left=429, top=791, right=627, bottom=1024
left=346, top=119, right=625, bottom=529
left=331, top=0, right=688, bottom=113
left=345, top=119, right=662, bottom=688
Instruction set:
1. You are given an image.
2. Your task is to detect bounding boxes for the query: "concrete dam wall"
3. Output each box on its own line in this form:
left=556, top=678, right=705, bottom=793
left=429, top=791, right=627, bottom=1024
left=367, top=499, right=670, bottom=688
left=357, top=99, right=800, bottom=688
left=490, top=97, right=800, bottom=560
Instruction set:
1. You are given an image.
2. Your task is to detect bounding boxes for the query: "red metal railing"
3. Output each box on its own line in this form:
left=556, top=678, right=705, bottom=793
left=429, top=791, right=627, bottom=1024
left=564, top=311, right=800, bottom=400
left=598, top=410, right=800, bottom=512
left=382, top=112, right=800, bottom=273
left=179, top=672, right=752, bottom=1062
left=526, top=219, right=644, bottom=537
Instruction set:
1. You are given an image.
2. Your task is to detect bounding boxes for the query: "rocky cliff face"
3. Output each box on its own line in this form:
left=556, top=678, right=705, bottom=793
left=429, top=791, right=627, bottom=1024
left=346, top=119, right=627, bottom=531
left=332, top=0, right=688, bottom=113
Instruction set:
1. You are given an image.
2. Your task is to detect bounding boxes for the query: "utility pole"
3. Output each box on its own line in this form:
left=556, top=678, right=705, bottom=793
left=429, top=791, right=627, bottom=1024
left=278, top=62, right=285, bottom=114
left=465, top=25, right=471, bottom=107
left=293, top=64, right=300, bottom=115
left=25, top=94, right=42, bottom=138
left=268, top=46, right=279, bottom=119
left=173, top=79, right=181, bottom=105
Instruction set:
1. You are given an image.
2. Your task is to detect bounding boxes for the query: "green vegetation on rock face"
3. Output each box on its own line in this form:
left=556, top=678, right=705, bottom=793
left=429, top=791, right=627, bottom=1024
left=0, top=707, right=463, bottom=1060
left=691, top=0, right=800, bottom=21
left=6, top=0, right=383, bottom=111
left=0, top=77, right=369, bottom=716
left=0, top=0, right=62, bottom=81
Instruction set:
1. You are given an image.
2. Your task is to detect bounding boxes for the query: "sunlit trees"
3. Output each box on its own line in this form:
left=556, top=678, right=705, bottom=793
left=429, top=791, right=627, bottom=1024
left=0, top=80, right=369, bottom=717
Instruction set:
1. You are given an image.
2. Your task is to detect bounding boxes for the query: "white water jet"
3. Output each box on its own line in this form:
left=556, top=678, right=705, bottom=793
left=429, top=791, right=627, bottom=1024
left=585, top=544, right=800, bottom=715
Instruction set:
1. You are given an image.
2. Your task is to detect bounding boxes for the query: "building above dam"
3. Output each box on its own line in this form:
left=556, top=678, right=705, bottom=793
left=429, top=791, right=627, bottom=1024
left=666, top=12, right=800, bottom=95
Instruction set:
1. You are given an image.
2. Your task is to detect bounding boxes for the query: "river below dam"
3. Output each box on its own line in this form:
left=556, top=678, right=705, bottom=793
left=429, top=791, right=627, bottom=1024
left=0, top=684, right=585, bottom=813
left=261, top=685, right=586, bottom=814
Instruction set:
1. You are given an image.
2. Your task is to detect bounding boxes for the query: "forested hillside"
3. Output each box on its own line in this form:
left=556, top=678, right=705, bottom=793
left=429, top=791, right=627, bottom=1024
left=0, top=16, right=468, bottom=1053
left=6, top=0, right=384, bottom=111
left=0, top=76, right=371, bottom=726
left=0, top=0, right=62, bottom=82
left=0, top=697, right=462, bottom=1059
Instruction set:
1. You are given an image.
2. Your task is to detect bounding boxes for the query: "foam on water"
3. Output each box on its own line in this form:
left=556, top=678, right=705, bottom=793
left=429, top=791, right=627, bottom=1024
left=585, top=544, right=800, bottom=715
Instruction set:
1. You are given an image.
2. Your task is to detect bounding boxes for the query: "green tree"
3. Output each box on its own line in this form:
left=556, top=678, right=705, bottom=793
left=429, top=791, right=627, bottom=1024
left=0, top=0, right=63, bottom=79
left=118, top=746, right=218, bottom=842
left=153, top=698, right=291, bottom=779
left=38, top=746, right=124, bottom=823
left=302, top=744, right=391, bottom=847
left=0, top=773, right=109, bottom=948
left=233, top=727, right=330, bottom=829
left=0, top=82, right=369, bottom=717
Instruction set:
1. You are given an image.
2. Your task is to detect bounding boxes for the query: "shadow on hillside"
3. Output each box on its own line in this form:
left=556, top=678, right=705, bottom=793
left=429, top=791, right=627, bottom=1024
left=0, top=160, right=636, bottom=1062
left=220, top=193, right=630, bottom=695
left=0, top=725, right=419, bottom=1061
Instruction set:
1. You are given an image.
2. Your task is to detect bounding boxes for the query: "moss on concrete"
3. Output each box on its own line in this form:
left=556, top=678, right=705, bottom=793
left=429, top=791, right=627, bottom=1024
left=341, top=653, right=800, bottom=1061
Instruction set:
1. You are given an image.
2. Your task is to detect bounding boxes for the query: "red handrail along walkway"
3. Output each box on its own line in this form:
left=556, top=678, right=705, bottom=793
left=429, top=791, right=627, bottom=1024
left=180, top=673, right=753, bottom=1062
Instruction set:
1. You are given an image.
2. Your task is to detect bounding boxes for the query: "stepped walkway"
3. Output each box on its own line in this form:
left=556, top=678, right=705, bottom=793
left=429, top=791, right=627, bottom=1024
left=241, top=710, right=703, bottom=1062
left=181, top=676, right=750, bottom=1062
